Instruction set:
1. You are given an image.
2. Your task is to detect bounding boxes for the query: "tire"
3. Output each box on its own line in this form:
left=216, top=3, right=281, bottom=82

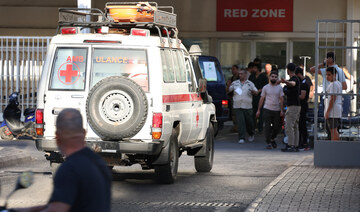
left=214, top=121, right=223, bottom=137
left=154, top=130, right=179, bottom=184
left=0, top=126, right=14, bottom=140
left=86, top=76, right=148, bottom=141
left=50, top=162, right=61, bottom=176
left=195, top=123, right=214, bottom=172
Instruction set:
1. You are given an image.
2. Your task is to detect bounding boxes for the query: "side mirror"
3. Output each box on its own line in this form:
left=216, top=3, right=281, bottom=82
left=3, top=171, right=33, bottom=209
left=16, top=171, right=34, bottom=190
left=198, top=78, right=207, bottom=94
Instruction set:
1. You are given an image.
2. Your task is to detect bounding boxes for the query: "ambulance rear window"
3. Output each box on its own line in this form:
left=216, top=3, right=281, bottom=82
left=49, top=48, right=87, bottom=90
left=91, top=48, right=148, bottom=92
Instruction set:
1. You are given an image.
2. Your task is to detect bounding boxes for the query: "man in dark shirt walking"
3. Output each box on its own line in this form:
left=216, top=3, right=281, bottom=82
left=18, top=108, right=112, bottom=212
left=281, top=63, right=301, bottom=152
left=249, top=63, right=269, bottom=133
left=296, top=67, right=311, bottom=150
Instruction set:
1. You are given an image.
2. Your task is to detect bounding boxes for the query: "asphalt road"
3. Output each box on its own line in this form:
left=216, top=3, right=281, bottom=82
left=0, top=123, right=312, bottom=211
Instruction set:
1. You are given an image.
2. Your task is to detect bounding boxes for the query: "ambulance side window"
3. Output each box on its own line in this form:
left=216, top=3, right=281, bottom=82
left=185, top=57, right=196, bottom=92
left=173, top=50, right=186, bottom=82
left=49, top=48, right=87, bottom=90
left=161, top=49, right=175, bottom=82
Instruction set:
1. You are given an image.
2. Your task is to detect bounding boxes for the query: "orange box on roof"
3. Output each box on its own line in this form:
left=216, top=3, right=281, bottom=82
left=107, top=5, right=155, bottom=23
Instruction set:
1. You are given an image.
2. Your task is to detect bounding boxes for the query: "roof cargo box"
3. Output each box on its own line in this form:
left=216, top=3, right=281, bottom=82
left=106, top=2, right=155, bottom=23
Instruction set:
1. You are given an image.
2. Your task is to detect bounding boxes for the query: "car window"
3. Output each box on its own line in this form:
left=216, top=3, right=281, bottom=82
left=174, top=50, right=186, bottom=82
left=49, top=47, right=87, bottom=90
left=161, top=49, right=175, bottom=82
left=92, top=48, right=148, bottom=92
left=185, top=57, right=196, bottom=92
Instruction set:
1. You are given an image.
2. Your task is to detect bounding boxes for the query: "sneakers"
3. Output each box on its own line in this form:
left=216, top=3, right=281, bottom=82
left=248, top=135, right=254, bottom=142
left=281, top=145, right=299, bottom=152
left=238, top=139, right=245, bottom=144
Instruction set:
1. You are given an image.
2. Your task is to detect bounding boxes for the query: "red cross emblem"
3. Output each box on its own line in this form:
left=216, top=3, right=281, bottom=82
left=196, top=111, right=199, bottom=127
left=57, top=62, right=80, bottom=85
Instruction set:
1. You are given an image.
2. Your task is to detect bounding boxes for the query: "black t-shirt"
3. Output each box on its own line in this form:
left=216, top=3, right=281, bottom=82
left=286, top=75, right=300, bottom=106
left=249, top=72, right=269, bottom=102
left=300, top=77, right=310, bottom=107
left=249, top=72, right=268, bottom=91
left=49, top=147, right=112, bottom=212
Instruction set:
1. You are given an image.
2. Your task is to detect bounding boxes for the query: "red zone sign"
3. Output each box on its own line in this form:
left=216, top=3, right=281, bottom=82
left=216, top=0, right=293, bottom=32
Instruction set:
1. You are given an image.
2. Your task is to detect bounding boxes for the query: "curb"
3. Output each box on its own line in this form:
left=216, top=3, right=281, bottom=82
left=244, top=155, right=313, bottom=212
left=0, top=154, right=33, bottom=168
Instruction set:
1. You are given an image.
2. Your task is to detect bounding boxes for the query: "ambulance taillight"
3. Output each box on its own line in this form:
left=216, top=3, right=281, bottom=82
left=35, top=109, right=44, bottom=136
left=152, top=113, right=162, bottom=139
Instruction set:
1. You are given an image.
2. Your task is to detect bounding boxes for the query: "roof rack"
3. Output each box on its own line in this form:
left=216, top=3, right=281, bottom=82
left=58, top=2, right=177, bottom=31
left=57, top=2, right=179, bottom=48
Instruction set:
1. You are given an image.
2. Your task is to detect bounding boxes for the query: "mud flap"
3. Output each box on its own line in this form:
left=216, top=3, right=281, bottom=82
left=152, top=139, right=170, bottom=165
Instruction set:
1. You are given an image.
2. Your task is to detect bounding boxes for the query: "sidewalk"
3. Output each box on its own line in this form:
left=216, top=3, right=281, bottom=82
left=246, top=155, right=360, bottom=212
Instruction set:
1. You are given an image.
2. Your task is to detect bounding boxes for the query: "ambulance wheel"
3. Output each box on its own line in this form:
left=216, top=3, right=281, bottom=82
left=86, top=76, right=148, bottom=141
left=155, top=130, right=179, bottom=184
left=0, top=126, right=14, bottom=140
left=50, top=162, right=61, bottom=176
left=194, top=123, right=214, bottom=172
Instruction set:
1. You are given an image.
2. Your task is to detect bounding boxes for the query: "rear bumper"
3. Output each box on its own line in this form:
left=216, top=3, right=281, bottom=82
left=36, top=138, right=164, bottom=155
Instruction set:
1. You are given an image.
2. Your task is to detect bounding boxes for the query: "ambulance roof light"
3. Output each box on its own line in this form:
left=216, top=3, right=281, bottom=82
left=131, top=28, right=150, bottom=37
left=61, top=27, right=78, bottom=35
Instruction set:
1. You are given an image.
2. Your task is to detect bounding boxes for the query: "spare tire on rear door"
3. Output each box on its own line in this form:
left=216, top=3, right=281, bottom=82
left=86, top=76, right=148, bottom=141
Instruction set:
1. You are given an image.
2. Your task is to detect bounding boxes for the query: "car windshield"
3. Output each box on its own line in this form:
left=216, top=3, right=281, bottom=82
left=199, top=59, right=223, bottom=82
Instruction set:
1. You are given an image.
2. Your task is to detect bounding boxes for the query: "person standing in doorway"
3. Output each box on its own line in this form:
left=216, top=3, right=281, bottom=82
left=229, top=69, right=258, bottom=144
left=295, top=67, right=311, bottom=150
left=256, top=71, right=284, bottom=149
left=281, top=63, right=301, bottom=152
left=249, top=63, right=269, bottom=134
left=226, top=65, right=240, bottom=132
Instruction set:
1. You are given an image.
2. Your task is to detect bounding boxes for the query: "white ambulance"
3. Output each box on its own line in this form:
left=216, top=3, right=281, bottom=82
left=35, top=2, right=216, bottom=184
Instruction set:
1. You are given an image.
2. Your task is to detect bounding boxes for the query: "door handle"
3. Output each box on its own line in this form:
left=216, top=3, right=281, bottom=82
left=71, top=95, right=84, bottom=98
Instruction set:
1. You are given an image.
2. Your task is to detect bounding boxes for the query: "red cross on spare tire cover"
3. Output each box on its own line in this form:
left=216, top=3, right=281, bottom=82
left=86, top=76, right=148, bottom=141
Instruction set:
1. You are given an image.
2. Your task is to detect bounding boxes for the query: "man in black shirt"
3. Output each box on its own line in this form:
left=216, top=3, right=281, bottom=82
left=281, top=63, right=301, bottom=152
left=296, top=67, right=311, bottom=150
left=249, top=63, right=269, bottom=133
left=17, top=108, right=112, bottom=212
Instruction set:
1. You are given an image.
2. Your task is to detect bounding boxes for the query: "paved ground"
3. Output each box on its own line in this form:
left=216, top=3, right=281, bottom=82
left=1, top=126, right=360, bottom=211
left=246, top=156, right=360, bottom=212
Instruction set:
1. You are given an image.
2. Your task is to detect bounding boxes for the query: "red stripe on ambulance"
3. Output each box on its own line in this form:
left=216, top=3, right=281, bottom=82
left=163, top=94, right=202, bottom=103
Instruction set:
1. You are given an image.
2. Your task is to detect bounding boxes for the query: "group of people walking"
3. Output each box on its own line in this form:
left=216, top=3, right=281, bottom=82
left=227, top=51, right=343, bottom=151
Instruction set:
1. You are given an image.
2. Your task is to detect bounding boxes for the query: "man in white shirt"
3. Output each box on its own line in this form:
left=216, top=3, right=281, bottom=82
left=310, top=51, right=347, bottom=117
left=324, top=67, right=342, bottom=140
left=229, top=69, right=258, bottom=144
